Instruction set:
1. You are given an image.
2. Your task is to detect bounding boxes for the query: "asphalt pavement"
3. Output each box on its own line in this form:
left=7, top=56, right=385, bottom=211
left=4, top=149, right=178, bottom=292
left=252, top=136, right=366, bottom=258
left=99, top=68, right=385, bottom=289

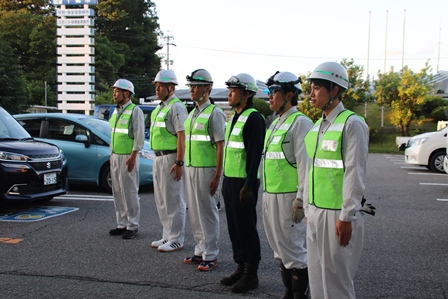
left=1, top=153, right=448, bottom=299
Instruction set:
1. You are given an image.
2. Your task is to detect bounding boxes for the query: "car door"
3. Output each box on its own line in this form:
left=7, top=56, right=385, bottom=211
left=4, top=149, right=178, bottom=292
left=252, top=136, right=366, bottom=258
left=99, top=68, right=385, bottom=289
left=44, top=118, right=99, bottom=183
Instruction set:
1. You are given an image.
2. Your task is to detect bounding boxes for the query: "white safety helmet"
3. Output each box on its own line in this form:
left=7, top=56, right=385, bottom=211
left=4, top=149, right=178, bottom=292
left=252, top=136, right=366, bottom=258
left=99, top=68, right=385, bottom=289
left=154, top=69, right=178, bottom=85
left=225, top=73, right=258, bottom=93
left=307, top=61, right=349, bottom=90
left=266, top=71, right=302, bottom=93
left=186, top=69, right=213, bottom=85
left=110, top=79, right=134, bottom=95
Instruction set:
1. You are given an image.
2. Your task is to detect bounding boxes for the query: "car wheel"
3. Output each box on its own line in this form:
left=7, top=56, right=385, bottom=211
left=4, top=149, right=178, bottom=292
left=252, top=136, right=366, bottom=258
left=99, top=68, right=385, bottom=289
left=429, top=150, right=446, bottom=173
left=100, top=164, right=113, bottom=194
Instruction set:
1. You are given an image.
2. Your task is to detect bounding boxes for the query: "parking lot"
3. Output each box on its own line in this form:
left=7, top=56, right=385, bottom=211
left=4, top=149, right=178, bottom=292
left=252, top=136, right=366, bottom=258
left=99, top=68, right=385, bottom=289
left=1, top=153, right=448, bottom=298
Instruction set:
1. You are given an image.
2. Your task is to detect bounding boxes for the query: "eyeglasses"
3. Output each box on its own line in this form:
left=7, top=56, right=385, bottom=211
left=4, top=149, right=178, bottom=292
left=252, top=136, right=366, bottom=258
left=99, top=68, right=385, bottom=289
left=189, top=85, right=201, bottom=90
left=263, top=85, right=283, bottom=96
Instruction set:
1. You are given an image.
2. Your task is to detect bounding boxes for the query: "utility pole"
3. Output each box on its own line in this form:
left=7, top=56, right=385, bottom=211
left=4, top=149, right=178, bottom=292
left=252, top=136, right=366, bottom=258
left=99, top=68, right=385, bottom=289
left=164, top=33, right=176, bottom=70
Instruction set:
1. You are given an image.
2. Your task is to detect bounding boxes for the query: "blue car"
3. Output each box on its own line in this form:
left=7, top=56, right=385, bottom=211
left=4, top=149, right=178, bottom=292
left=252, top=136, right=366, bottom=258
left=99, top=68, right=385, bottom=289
left=14, top=113, right=154, bottom=193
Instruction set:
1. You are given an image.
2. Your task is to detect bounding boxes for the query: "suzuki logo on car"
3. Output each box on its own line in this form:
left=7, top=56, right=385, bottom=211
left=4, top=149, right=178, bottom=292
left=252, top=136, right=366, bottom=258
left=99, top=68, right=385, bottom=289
left=46, top=162, right=51, bottom=169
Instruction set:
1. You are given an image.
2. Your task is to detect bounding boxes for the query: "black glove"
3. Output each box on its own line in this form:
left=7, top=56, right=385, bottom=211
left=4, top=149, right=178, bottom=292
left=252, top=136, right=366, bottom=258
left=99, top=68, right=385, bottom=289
left=239, top=186, right=253, bottom=206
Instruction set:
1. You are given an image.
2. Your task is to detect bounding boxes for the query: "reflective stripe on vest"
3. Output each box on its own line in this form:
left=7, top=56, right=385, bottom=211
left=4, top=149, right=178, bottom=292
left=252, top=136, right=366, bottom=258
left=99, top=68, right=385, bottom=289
left=223, top=108, right=257, bottom=178
left=184, top=104, right=217, bottom=167
left=304, top=110, right=356, bottom=209
left=263, top=111, right=304, bottom=193
left=109, top=104, right=135, bottom=154
left=150, top=98, right=181, bottom=150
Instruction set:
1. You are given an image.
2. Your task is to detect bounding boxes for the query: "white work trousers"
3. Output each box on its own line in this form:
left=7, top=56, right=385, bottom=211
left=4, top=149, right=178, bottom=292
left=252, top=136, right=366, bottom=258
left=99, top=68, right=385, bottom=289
left=110, top=153, right=140, bottom=231
left=153, top=153, right=186, bottom=244
left=307, top=205, right=364, bottom=299
left=262, top=192, right=307, bottom=269
left=185, top=166, right=220, bottom=261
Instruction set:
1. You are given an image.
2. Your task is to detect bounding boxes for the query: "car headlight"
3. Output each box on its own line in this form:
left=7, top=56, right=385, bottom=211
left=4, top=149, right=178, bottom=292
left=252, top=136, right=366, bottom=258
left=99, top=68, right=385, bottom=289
left=59, top=149, right=68, bottom=165
left=0, top=151, right=29, bottom=162
left=139, top=149, right=155, bottom=160
left=407, top=137, right=429, bottom=148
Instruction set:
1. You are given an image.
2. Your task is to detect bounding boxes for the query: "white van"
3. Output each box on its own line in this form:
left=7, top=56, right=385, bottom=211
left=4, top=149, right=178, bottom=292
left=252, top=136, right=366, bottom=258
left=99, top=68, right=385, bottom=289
left=404, top=127, right=447, bottom=173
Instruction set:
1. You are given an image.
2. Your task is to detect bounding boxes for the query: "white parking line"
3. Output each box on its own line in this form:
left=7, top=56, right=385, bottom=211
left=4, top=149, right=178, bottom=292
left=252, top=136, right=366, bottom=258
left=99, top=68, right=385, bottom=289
left=436, top=198, right=448, bottom=202
left=400, top=166, right=425, bottom=169
left=410, top=172, right=446, bottom=176
left=54, top=194, right=114, bottom=202
left=420, top=183, right=448, bottom=186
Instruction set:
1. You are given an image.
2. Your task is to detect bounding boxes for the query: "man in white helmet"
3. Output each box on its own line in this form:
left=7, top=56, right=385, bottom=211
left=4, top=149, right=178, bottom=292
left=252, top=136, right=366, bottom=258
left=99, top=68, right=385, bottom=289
left=108, top=78, right=145, bottom=240
left=220, top=73, right=266, bottom=293
left=150, top=69, right=188, bottom=252
left=182, top=69, right=226, bottom=271
left=262, top=71, right=313, bottom=299
left=303, top=61, right=369, bottom=299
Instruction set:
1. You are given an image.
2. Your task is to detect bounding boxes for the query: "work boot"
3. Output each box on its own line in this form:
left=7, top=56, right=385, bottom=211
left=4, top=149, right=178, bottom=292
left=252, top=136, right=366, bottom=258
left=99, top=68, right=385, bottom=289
left=220, top=263, right=244, bottom=286
left=291, top=267, right=309, bottom=299
left=280, top=263, right=293, bottom=299
left=231, top=263, right=259, bottom=293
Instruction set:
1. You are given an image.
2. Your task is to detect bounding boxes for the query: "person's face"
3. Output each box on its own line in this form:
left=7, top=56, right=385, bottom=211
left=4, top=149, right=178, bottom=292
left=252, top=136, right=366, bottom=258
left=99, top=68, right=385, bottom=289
left=227, top=87, right=244, bottom=107
left=268, top=86, right=285, bottom=112
left=189, top=84, right=208, bottom=102
left=310, top=82, right=331, bottom=109
left=155, top=82, right=173, bottom=100
left=113, top=88, right=126, bottom=105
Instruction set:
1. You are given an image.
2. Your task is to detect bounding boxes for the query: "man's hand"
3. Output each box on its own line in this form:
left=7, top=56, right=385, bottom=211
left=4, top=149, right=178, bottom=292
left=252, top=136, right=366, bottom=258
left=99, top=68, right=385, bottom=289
left=239, top=186, right=253, bottom=205
left=291, top=198, right=304, bottom=223
left=335, top=220, right=352, bottom=247
left=170, top=163, right=183, bottom=181
left=209, top=175, right=220, bottom=196
left=125, top=156, right=136, bottom=172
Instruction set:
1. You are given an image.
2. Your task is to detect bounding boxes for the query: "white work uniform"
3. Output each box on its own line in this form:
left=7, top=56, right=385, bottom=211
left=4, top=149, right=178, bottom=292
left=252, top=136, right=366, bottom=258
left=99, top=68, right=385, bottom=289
left=110, top=102, right=145, bottom=231
left=153, top=95, right=188, bottom=244
left=303, top=102, right=369, bottom=299
left=262, top=106, right=313, bottom=270
left=184, top=100, right=226, bottom=261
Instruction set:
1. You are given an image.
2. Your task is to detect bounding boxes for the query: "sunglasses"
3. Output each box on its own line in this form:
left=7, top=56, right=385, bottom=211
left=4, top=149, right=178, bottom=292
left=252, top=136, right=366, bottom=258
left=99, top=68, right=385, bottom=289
left=263, top=85, right=283, bottom=96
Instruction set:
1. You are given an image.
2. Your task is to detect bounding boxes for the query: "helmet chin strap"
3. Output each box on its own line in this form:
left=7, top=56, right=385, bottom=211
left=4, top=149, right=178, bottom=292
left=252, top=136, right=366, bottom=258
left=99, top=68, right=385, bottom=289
left=233, top=88, right=246, bottom=108
left=321, top=82, right=334, bottom=111
left=275, top=93, right=288, bottom=115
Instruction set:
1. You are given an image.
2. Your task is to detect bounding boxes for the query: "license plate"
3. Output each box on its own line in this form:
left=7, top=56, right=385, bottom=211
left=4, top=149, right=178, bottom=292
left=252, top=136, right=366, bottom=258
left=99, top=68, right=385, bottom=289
left=44, top=173, right=57, bottom=185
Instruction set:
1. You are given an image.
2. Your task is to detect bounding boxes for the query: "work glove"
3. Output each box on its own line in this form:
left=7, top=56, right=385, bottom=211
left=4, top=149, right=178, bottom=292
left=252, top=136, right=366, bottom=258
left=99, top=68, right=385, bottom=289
left=239, top=186, right=253, bottom=206
left=361, top=203, right=376, bottom=216
left=291, top=198, right=305, bottom=223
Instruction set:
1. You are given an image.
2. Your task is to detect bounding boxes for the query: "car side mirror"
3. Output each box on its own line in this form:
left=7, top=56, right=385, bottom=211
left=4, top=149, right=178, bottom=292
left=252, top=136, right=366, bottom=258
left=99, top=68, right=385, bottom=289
left=75, top=134, right=90, bottom=148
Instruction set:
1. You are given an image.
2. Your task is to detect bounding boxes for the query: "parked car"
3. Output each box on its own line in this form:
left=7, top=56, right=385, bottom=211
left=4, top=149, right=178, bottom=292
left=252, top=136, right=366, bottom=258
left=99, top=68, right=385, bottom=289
left=404, top=127, right=447, bottom=173
left=93, top=104, right=157, bottom=140
left=0, top=107, right=68, bottom=203
left=14, top=113, right=154, bottom=193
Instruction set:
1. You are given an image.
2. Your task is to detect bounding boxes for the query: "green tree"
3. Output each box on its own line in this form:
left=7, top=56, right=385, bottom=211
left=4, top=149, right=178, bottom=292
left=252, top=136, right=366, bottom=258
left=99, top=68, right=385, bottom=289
left=0, top=36, right=28, bottom=113
left=94, top=0, right=162, bottom=99
left=340, top=58, right=370, bottom=110
left=374, top=63, right=433, bottom=136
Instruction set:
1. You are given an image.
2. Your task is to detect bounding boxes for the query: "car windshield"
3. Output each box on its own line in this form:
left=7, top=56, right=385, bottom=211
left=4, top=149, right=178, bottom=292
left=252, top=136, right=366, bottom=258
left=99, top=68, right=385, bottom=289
left=0, top=107, right=32, bottom=140
left=80, top=117, right=111, bottom=138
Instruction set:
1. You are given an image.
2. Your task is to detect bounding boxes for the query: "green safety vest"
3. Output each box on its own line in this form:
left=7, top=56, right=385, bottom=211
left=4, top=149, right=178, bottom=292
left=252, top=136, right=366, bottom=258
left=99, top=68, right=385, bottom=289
left=184, top=104, right=217, bottom=167
left=304, top=109, right=357, bottom=209
left=109, top=103, right=135, bottom=154
left=263, top=111, right=305, bottom=193
left=223, top=108, right=257, bottom=178
left=150, top=98, right=181, bottom=150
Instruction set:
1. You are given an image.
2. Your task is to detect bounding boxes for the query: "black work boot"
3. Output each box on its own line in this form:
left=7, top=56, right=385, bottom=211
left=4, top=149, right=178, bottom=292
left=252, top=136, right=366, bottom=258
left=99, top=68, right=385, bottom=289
left=231, top=263, right=259, bottom=293
left=220, top=263, right=244, bottom=286
left=291, top=267, right=309, bottom=299
left=280, top=263, right=293, bottom=299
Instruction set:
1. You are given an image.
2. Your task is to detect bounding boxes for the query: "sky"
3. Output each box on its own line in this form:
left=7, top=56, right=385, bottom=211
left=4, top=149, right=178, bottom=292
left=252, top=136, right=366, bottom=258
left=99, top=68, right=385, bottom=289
left=153, top=0, right=448, bottom=88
